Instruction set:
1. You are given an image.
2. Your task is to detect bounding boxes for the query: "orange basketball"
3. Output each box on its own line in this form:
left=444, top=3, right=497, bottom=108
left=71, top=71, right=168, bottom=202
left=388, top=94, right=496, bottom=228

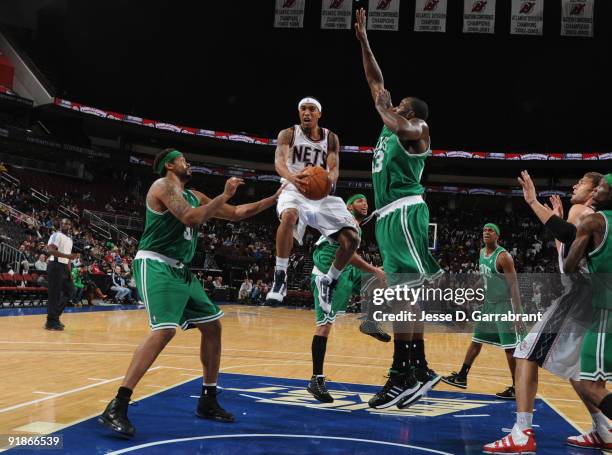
left=300, top=166, right=331, bottom=200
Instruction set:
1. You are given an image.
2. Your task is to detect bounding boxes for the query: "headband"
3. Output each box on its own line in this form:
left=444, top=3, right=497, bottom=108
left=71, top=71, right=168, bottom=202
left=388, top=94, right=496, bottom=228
left=484, top=223, right=500, bottom=236
left=346, top=194, right=367, bottom=207
left=298, top=97, right=322, bottom=112
left=605, top=173, right=612, bottom=188
left=155, top=150, right=183, bottom=175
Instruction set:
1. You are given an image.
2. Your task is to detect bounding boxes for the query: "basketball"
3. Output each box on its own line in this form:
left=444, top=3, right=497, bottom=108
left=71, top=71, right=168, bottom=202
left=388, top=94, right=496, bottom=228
left=300, top=166, right=331, bottom=200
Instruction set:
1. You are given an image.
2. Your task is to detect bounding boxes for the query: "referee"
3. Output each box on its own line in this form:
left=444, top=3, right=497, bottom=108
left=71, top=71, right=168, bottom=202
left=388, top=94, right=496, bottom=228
left=45, top=218, right=77, bottom=331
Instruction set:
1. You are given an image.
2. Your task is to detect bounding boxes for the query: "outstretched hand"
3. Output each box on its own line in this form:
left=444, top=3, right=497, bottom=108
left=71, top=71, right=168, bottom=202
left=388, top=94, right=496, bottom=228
left=517, top=170, right=537, bottom=206
left=549, top=194, right=564, bottom=219
left=223, top=177, right=244, bottom=199
left=354, top=7, right=368, bottom=41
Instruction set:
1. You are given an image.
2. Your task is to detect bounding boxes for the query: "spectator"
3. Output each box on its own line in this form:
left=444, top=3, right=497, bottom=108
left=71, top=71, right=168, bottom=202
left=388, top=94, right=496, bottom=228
left=34, top=254, right=47, bottom=271
left=204, top=276, right=215, bottom=293
left=213, top=276, right=225, bottom=289
left=238, top=278, right=252, bottom=301
left=72, top=266, right=85, bottom=306
left=110, top=265, right=132, bottom=303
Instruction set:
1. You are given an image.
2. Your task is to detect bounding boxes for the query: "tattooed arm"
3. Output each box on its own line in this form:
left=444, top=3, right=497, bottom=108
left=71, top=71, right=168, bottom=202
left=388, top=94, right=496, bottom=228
left=326, top=132, right=340, bottom=187
left=148, top=177, right=243, bottom=228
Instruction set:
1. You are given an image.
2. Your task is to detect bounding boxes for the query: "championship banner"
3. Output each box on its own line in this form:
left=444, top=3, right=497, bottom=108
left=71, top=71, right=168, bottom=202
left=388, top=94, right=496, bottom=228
left=414, top=0, right=448, bottom=33
left=561, top=0, right=594, bottom=37
left=321, top=0, right=352, bottom=29
left=463, top=0, right=496, bottom=34
left=274, top=0, right=305, bottom=28
left=510, top=0, right=544, bottom=36
left=367, top=0, right=401, bottom=31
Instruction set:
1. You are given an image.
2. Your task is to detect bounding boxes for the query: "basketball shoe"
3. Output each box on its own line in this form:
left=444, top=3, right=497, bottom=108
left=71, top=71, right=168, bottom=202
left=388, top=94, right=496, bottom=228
left=307, top=375, right=334, bottom=403
left=196, top=395, right=235, bottom=423
left=265, top=269, right=287, bottom=305
left=483, top=425, right=536, bottom=454
left=567, top=428, right=612, bottom=450
left=397, top=367, right=441, bottom=409
left=98, top=398, right=135, bottom=438
left=368, top=369, right=422, bottom=409
left=315, top=275, right=336, bottom=314
left=359, top=319, right=391, bottom=342
left=441, top=371, right=467, bottom=389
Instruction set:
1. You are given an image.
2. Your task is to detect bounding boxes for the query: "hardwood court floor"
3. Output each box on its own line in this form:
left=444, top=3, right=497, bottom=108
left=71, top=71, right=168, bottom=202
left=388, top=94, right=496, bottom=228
left=0, top=305, right=602, bottom=438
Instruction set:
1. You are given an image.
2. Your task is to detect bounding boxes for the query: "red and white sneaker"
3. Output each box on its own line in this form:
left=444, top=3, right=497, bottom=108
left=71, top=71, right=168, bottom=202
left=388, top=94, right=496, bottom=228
left=567, top=429, right=612, bottom=450
left=483, top=427, right=536, bottom=454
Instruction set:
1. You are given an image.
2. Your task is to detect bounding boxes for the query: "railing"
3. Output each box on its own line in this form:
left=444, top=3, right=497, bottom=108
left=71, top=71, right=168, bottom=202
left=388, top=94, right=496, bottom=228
left=0, top=201, right=40, bottom=229
left=29, top=188, right=78, bottom=220
left=89, top=211, right=143, bottom=231
left=0, top=170, right=20, bottom=186
left=0, top=242, right=25, bottom=273
left=82, top=210, right=138, bottom=246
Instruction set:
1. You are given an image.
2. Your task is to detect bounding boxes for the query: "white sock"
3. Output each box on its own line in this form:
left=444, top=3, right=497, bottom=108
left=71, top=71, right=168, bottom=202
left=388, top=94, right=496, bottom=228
left=516, top=412, right=533, bottom=432
left=203, top=382, right=217, bottom=387
left=326, top=264, right=342, bottom=281
left=511, top=422, right=529, bottom=445
left=275, top=257, right=289, bottom=272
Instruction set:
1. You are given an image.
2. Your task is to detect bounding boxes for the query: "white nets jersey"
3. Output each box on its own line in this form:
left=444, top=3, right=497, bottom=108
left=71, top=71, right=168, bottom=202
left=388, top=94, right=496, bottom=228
left=283, top=125, right=329, bottom=188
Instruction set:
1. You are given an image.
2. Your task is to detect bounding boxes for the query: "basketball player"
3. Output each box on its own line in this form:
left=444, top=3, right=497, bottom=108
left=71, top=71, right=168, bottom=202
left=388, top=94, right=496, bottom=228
left=565, top=175, right=612, bottom=423
left=484, top=171, right=609, bottom=453
left=99, top=149, right=283, bottom=438
left=355, top=8, right=443, bottom=410
left=442, top=223, right=523, bottom=399
left=266, top=97, right=360, bottom=313
left=307, top=194, right=387, bottom=403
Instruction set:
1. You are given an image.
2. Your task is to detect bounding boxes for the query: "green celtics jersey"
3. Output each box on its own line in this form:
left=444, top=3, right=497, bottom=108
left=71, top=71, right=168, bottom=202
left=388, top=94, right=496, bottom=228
left=479, top=246, right=510, bottom=304
left=138, top=189, right=200, bottom=264
left=588, top=210, right=612, bottom=310
left=371, top=125, right=430, bottom=210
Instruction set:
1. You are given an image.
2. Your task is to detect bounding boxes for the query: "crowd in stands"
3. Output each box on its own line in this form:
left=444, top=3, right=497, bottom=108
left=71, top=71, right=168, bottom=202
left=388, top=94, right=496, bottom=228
left=1, top=168, right=568, bottom=310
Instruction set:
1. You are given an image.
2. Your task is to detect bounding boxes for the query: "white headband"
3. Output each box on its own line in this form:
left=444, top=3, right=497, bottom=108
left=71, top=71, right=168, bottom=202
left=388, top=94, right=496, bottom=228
left=298, top=97, right=322, bottom=112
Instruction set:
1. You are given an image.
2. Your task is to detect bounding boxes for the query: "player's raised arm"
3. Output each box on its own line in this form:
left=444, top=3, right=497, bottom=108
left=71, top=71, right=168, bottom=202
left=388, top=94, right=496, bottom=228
left=192, top=184, right=285, bottom=221
left=274, top=128, right=307, bottom=192
left=374, top=89, right=427, bottom=143
left=152, top=177, right=243, bottom=228
left=326, top=132, right=340, bottom=189
left=355, top=8, right=384, bottom=102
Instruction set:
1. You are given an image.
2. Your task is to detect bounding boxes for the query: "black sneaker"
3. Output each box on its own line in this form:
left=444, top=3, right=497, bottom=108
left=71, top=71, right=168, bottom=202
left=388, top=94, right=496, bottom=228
left=307, top=375, right=334, bottom=403
left=98, top=398, right=135, bottom=438
left=359, top=320, right=391, bottom=343
left=265, top=270, right=287, bottom=304
left=315, top=275, right=336, bottom=314
left=368, top=369, right=421, bottom=409
left=495, top=385, right=515, bottom=400
left=196, top=395, right=235, bottom=423
left=397, top=367, right=441, bottom=409
left=440, top=371, right=467, bottom=389
left=44, top=322, right=64, bottom=331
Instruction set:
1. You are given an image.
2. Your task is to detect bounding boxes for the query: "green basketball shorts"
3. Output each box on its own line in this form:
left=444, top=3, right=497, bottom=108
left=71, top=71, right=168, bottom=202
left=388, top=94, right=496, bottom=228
left=375, top=197, right=443, bottom=287
left=580, top=308, right=612, bottom=382
left=133, top=258, right=223, bottom=331
left=472, top=301, right=521, bottom=349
